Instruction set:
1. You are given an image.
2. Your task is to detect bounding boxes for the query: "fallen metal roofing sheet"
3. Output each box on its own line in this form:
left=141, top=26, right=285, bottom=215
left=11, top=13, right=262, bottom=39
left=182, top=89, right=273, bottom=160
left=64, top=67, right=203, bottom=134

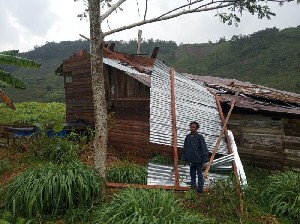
left=147, top=162, right=229, bottom=187
left=147, top=130, right=247, bottom=188
left=150, top=60, right=229, bottom=155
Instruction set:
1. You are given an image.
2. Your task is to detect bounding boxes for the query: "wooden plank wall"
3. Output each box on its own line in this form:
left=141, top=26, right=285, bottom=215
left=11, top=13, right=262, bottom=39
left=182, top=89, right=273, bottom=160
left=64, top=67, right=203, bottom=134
left=107, top=67, right=174, bottom=161
left=108, top=116, right=174, bottom=163
left=227, top=112, right=300, bottom=171
left=63, top=54, right=94, bottom=125
left=63, top=54, right=173, bottom=161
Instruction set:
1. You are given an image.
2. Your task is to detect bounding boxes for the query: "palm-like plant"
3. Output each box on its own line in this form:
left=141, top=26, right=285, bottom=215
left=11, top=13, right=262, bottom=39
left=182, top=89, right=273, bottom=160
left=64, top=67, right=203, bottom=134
left=0, top=50, right=40, bottom=109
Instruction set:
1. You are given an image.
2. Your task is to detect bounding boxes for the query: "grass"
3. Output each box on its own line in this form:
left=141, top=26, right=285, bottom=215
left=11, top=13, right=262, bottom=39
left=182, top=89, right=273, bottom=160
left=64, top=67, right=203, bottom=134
left=95, top=188, right=213, bottom=224
left=149, top=153, right=173, bottom=165
left=0, top=102, right=65, bottom=128
left=30, top=136, right=79, bottom=164
left=1, top=136, right=299, bottom=223
left=181, top=168, right=299, bottom=224
left=106, top=161, right=147, bottom=184
left=261, top=171, right=300, bottom=219
left=5, top=161, right=102, bottom=219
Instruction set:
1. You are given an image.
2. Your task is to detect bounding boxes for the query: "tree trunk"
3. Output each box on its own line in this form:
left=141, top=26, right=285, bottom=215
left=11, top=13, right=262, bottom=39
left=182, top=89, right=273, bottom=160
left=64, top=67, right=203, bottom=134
left=89, top=0, right=107, bottom=178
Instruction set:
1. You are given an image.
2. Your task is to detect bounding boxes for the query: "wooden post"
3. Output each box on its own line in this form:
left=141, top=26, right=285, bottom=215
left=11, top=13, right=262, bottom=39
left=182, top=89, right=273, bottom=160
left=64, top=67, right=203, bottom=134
left=204, top=89, right=241, bottom=179
left=214, top=94, right=244, bottom=214
left=137, top=29, right=142, bottom=54
left=170, top=68, right=180, bottom=187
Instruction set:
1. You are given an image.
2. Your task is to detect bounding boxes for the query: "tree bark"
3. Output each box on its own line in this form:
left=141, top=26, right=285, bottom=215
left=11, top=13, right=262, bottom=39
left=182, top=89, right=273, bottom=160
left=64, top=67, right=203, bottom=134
left=89, top=0, right=107, bottom=178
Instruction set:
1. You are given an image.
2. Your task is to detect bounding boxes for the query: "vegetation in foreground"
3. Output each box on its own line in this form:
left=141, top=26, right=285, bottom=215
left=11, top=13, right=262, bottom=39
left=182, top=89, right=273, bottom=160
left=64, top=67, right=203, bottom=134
left=0, top=138, right=299, bottom=223
left=106, top=161, right=147, bottom=184
left=5, top=162, right=102, bottom=219
left=95, top=188, right=212, bottom=224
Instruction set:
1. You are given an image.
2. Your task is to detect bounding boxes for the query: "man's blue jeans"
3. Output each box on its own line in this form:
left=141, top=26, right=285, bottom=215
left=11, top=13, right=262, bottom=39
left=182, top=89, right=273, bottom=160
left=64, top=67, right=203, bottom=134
left=190, top=163, right=204, bottom=193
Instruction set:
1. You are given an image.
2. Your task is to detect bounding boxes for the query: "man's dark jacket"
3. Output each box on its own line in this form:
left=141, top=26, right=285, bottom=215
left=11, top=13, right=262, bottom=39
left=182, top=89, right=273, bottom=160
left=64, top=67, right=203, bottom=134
left=181, top=132, right=209, bottom=164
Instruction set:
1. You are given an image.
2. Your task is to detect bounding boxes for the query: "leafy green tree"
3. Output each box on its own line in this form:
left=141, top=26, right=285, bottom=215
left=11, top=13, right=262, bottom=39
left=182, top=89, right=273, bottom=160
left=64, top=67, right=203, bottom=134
left=0, top=50, right=40, bottom=109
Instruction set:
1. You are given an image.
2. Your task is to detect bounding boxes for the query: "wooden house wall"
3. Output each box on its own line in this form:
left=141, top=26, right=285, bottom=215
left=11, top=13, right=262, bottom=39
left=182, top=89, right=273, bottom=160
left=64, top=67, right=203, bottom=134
left=227, top=112, right=300, bottom=171
left=63, top=54, right=94, bottom=125
left=63, top=54, right=173, bottom=160
left=107, top=66, right=174, bottom=160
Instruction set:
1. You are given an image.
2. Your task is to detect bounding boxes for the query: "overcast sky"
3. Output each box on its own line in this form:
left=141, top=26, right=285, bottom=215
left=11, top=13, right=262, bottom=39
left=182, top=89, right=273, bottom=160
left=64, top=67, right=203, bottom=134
left=0, top=0, right=299, bottom=52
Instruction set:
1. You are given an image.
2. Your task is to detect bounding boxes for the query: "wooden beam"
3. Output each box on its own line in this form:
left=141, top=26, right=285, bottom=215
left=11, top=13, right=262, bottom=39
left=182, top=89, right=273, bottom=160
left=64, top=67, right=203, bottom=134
left=103, top=47, right=145, bottom=73
left=204, top=89, right=241, bottom=179
left=106, top=182, right=191, bottom=191
left=170, top=68, right=180, bottom=188
left=215, top=94, right=244, bottom=213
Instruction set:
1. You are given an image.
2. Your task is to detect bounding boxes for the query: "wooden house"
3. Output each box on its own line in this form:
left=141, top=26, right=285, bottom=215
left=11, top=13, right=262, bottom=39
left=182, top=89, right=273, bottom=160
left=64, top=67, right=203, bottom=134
left=55, top=47, right=174, bottom=160
left=56, top=47, right=300, bottom=171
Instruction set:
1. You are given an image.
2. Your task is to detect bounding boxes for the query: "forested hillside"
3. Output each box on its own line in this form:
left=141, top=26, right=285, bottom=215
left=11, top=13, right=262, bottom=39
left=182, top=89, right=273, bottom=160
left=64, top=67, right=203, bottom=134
left=4, top=26, right=300, bottom=102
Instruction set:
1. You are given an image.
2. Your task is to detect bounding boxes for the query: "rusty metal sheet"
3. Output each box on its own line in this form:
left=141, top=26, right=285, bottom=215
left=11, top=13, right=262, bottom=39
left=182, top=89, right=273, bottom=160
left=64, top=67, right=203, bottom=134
left=186, top=74, right=300, bottom=115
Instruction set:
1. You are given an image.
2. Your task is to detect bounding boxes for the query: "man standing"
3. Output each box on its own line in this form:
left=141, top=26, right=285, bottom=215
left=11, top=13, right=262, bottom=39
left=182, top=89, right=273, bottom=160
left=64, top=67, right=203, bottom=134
left=181, top=121, right=209, bottom=194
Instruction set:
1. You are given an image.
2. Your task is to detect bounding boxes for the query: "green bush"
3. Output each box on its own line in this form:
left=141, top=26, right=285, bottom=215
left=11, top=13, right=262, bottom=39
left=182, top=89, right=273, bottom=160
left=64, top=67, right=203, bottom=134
left=0, top=160, right=11, bottom=175
left=5, top=162, right=102, bottom=218
left=149, top=153, right=173, bottom=165
left=95, top=188, right=211, bottom=224
left=262, top=171, right=300, bottom=219
left=106, top=161, right=147, bottom=184
left=31, top=137, right=79, bottom=164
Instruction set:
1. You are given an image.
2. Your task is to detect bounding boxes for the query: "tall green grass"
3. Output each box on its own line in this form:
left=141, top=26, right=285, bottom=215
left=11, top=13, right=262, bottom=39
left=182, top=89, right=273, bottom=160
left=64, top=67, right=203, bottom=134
left=149, top=153, right=173, bottom=165
left=95, top=188, right=212, bottom=224
left=5, top=162, right=102, bottom=218
left=106, top=161, right=147, bottom=184
left=262, top=171, right=300, bottom=219
left=31, top=137, right=79, bottom=164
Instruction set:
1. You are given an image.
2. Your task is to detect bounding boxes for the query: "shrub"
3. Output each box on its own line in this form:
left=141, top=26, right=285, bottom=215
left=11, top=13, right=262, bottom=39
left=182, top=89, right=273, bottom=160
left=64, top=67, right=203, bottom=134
left=106, top=161, right=147, bottom=184
left=31, top=137, right=79, bottom=164
left=95, top=188, right=211, bottom=224
left=149, top=153, right=173, bottom=165
left=5, top=162, right=102, bottom=218
left=261, top=171, right=300, bottom=219
left=0, top=160, right=11, bottom=175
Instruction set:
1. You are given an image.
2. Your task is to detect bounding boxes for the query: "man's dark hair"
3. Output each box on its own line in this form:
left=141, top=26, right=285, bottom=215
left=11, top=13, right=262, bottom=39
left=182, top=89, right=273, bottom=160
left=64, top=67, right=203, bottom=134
left=190, top=121, right=199, bottom=129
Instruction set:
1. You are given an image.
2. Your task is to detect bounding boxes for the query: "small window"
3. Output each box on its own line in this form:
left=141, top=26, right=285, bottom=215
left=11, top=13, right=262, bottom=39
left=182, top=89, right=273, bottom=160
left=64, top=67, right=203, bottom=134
left=65, top=72, right=72, bottom=83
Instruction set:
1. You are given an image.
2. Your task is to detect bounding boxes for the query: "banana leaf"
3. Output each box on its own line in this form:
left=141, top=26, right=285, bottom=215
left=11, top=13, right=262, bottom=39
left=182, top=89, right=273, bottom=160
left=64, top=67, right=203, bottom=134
left=0, top=54, right=41, bottom=68
left=0, top=69, right=27, bottom=89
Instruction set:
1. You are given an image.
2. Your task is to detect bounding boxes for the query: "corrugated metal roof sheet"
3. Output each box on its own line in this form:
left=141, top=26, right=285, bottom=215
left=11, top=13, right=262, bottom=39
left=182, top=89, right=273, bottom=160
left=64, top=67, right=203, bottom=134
left=103, top=58, right=151, bottom=87
left=150, top=60, right=229, bottom=155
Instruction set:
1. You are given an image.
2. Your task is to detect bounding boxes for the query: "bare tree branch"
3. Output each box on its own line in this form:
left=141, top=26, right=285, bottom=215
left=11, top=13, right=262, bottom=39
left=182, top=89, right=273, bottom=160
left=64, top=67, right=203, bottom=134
left=144, top=0, right=148, bottom=20
left=157, top=0, right=205, bottom=20
left=79, top=34, right=90, bottom=40
left=103, top=2, right=234, bottom=37
left=101, top=0, right=127, bottom=21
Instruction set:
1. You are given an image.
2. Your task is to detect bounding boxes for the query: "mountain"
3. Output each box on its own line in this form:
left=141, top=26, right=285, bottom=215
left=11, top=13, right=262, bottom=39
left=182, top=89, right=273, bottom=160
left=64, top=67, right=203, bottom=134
left=4, top=26, right=300, bottom=102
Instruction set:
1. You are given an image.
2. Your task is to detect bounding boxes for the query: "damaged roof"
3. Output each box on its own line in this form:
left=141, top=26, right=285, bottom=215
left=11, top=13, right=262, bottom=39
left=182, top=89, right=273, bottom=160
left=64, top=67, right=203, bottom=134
left=57, top=49, right=300, bottom=116
left=186, top=74, right=300, bottom=115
